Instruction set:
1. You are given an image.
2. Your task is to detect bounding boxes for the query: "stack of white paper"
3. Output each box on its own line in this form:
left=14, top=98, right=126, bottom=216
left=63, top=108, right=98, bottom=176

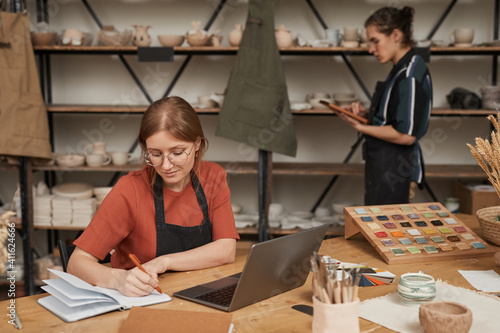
left=51, top=196, right=73, bottom=226
left=34, top=194, right=52, bottom=226
left=72, top=198, right=97, bottom=227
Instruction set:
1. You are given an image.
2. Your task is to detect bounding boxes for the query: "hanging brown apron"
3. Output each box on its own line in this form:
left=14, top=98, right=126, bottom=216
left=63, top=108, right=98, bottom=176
left=216, top=0, right=297, bottom=157
left=0, top=9, right=52, bottom=159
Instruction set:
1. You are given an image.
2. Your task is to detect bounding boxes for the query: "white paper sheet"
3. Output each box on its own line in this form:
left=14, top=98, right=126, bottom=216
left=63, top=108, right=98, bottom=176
left=359, top=282, right=500, bottom=333
left=458, top=270, right=500, bottom=292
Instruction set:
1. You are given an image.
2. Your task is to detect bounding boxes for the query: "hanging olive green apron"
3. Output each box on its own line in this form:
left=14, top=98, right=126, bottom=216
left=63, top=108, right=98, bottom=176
left=0, top=10, right=52, bottom=159
left=216, top=0, right=297, bottom=157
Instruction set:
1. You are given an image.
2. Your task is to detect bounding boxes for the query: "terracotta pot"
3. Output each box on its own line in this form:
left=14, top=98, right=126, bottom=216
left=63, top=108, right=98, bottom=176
left=275, top=24, right=293, bottom=48
left=229, top=24, right=243, bottom=46
left=419, top=301, right=472, bottom=333
left=133, top=25, right=152, bottom=47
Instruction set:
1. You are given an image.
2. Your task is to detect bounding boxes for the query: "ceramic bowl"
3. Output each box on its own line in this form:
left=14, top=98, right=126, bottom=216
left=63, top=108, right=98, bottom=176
left=232, top=203, right=242, bottom=214
left=52, top=182, right=94, bottom=199
left=93, top=186, right=113, bottom=203
left=186, top=33, right=209, bottom=46
left=56, top=154, right=85, bottom=167
left=31, top=32, right=57, bottom=46
left=97, top=28, right=133, bottom=46
left=398, top=272, right=436, bottom=306
left=309, top=98, right=331, bottom=110
left=157, top=34, right=185, bottom=47
left=419, top=301, right=473, bottom=333
left=332, top=202, right=353, bottom=215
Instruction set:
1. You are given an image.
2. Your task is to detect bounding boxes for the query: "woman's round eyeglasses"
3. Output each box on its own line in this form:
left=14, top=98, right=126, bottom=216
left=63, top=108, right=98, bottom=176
left=144, top=143, right=195, bottom=167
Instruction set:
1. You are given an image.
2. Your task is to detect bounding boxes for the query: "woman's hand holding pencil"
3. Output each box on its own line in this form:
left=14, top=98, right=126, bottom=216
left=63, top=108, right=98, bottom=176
left=129, top=253, right=163, bottom=294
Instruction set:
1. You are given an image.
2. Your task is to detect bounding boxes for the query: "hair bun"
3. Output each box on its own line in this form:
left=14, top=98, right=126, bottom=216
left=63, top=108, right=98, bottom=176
left=401, top=6, right=415, bottom=20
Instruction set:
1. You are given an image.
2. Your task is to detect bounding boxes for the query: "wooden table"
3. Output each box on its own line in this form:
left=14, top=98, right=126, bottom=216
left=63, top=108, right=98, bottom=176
left=2, top=214, right=499, bottom=332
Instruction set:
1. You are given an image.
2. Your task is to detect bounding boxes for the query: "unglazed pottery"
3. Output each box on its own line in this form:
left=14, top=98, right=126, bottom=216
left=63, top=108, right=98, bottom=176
left=229, top=24, right=243, bottom=46
left=419, top=301, right=472, bottom=333
left=186, top=21, right=209, bottom=46
left=275, top=24, right=293, bottom=48
left=133, top=25, right=152, bottom=47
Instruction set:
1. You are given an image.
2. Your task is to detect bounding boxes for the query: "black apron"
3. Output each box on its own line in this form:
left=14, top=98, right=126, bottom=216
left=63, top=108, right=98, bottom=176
left=153, top=172, right=212, bottom=257
left=363, top=82, right=414, bottom=205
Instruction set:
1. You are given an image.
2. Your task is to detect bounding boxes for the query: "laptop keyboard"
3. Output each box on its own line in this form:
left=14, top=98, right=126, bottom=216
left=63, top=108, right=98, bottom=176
left=195, top=283, right=237, bottom=307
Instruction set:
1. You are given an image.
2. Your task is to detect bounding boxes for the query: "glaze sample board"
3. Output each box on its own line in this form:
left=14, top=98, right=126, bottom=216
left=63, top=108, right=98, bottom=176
left=344, top=202, right=497, bottom=264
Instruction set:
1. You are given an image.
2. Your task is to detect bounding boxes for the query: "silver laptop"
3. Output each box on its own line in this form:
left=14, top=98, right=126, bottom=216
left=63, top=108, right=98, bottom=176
left=173, top=224, right=328, bottom=312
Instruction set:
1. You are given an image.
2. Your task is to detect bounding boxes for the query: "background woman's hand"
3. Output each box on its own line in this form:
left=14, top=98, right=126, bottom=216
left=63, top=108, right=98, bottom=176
left=345, top=101, right=368, bottom=117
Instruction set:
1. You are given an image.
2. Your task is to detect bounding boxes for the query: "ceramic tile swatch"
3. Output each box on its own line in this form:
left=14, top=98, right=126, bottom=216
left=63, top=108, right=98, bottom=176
left=407, top=229, right=421, bottom=236
left=399, top=221, right=412, bottom=228
left=355, top=208, right=367, bottom=214
left=381, top=239, right=395, bottom=246
left=390, top=248, right=405, bottom=256
left=430, top=236, right=445, bottom=243
left=406, top=246, right=421, bottom=254
left=423, top=245, right=438, bottom=254
left=398, top=238, right=412, bottom=245
left=461, top=233, right=475, bottom=240
left=444, top=218, right=457, bottom=224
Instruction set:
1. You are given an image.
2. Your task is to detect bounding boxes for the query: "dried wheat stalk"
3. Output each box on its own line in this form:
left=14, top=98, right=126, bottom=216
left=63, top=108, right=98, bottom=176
left=467, top=114, right=500, bottom=198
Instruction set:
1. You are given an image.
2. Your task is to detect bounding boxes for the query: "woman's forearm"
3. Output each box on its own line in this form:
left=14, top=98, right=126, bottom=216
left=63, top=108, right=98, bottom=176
left=356, top=124, right=416, bottom=145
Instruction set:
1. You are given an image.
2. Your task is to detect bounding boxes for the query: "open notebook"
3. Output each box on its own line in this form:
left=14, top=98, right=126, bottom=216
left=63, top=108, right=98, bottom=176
left=37, top=269, right=172, bottom=322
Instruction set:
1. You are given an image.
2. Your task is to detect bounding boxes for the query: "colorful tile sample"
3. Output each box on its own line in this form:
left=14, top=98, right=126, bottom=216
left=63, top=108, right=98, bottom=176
left=446, top=235, right=460, bottom=242
left=444, top=218, right=457, bottom=225
left=400, top=205, right=412, bottom=211
left=377, top=215, right=389, bottom=221
left=438, top=227, right=452, bottom=234
left=390, top=248, right=405, bottom=256
left=453, top=226, right=467, bottom=233
left=407, top=213, right=419, bottom=219
left=430, top=220, right=443, bottom=226
left=461, top=233, right=475, bottom=241
left=391, top=214, right=404, bottom=220
left=415, top=221, right=428, bottom=227
left=382, top=222, right=397, bottom=229
left=414, top=237, right=428, bottom=244
left=471, top=242, right=486, bottom=249
left=367, top=223, right=381, bottom=230
left=375, top=231, right=388, bottom=238
left=428, top=204, right=441, bottom=210
left=439, top=243, right=454, bottom=251
left=423, top=228, right=437, bottom=235
left=361, top=216, right=373, bottom=222
left=423, top=245, right=438, bottom=253
left=390, top=230, right=404, bottom=237
left=406, top=246, right=421, bottom=254
left=430, top=236, right=445, bottom=243
left=370, top=207, right=382, bottom=214
left=381, top=239, right=395, bottom=246
left=455, top=243, right=471, bottom=250
left=422, top=212, right=435, bottom=218
left=437, top=211, right=449, bottom=217
left=416, top=206, right=427, bottom=211
left=407, top=229, right=421, bottom=236
left=399, top=221, right=412, bottom=228
left=354, top=208, right=367, bottom=214
left=398, top=238, right=412, bottom=245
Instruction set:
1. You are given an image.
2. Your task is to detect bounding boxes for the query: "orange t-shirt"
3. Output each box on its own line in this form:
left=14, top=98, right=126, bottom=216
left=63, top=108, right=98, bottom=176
left=74, top=161, right=239, bottom=269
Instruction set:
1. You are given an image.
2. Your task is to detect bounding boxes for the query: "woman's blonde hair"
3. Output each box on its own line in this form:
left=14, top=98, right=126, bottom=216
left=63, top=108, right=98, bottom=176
left=139, top=96, right=208, bottom=187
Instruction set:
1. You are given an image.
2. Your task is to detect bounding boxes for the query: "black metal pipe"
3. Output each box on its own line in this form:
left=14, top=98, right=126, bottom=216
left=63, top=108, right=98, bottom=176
left=81, top=0, right=103, bottom=29
left=424, top=180, right=439, bottom=203
left=341, top=53, right=371, bottom=100
left=311, top=135, right=364, bottom=213
left=45, top=55, right=52, bottom=104
left=495, top=0, right=500, bottom=40
left=19, top=157, right=35, bottom=295
left=118, top=54, right=154, bottom=104
left=162, top=55, right=192, bottom=98
left=204, top=0, right=227, bottom=31
left=305, top=0, right=328, bottom=30
left=426, top=0, right=458, bottom=40
left=258, top=150, right=270, bottom=242
left=36, top=0, right=42, bottom=22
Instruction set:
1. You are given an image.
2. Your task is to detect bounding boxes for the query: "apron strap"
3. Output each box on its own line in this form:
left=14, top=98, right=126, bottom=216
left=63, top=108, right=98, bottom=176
left=153, top=175, right=166, bottom=226
left=191, top=172, right=210, bottom=220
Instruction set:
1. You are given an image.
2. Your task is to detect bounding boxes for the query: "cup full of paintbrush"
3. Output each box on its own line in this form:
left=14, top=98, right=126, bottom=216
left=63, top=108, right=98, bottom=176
left=310, top=252, right=361, bottom=333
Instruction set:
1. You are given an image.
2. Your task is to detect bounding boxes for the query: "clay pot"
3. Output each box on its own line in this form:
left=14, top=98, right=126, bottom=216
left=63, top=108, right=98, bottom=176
left=229, top=24, right=243, bottom=46
left=275, top=24, right=293, bottom=48
left=133, top=25, right=152, bottom=47
left=186, top=21, right=209, bottom=46
left=419, top=301, right=472, bottom=333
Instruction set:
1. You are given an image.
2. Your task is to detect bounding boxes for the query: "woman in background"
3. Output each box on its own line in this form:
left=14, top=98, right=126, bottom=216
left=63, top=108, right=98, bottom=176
left=337, top=6, right=432, bottom=205
left=68, top=96, right=239, bottom=296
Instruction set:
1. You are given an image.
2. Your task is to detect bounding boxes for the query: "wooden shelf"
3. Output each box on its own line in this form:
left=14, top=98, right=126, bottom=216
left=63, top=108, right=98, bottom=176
left=33, top=45, right=500, bottom=56
left=0, top=161, right=18, bottom=171
left=45, top=104, right=498, bottom=116
left=32, top=161, right=485, bottom=178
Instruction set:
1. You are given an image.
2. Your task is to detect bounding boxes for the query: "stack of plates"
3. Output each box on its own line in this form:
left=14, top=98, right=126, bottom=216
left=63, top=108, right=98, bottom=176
left=234, top=214, right=258, bottom=229
left=33, top=195, right=52, bottom=226
left=52, top=197, right=73, bottom=226
left=72, top=198, right=97, bottom=227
